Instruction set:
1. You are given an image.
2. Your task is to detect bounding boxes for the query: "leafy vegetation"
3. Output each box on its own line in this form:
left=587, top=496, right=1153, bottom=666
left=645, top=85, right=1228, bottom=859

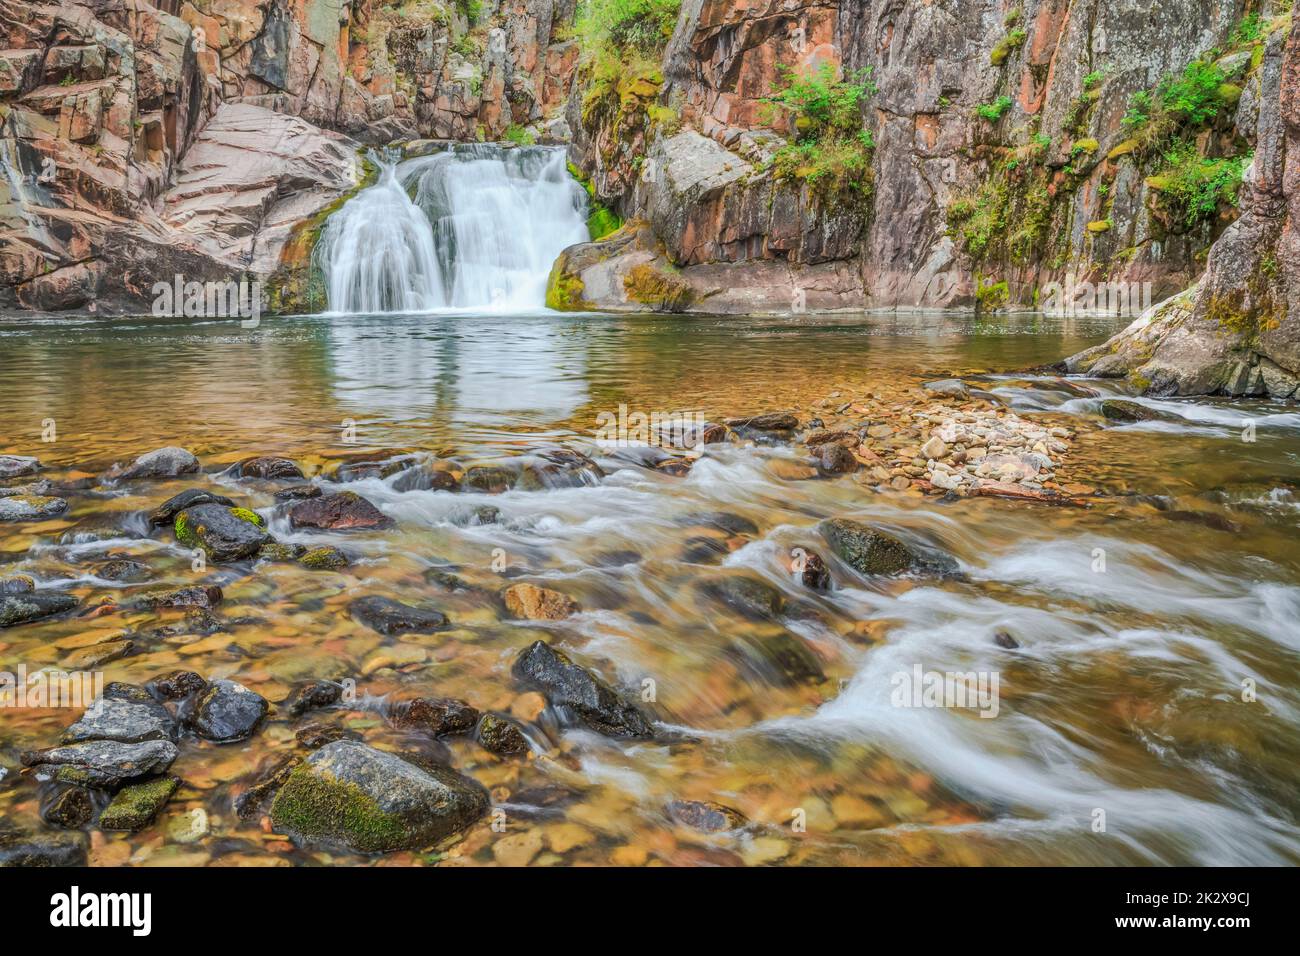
left=975, top=96, right=1013, bottom=122
left=567, top=161, right=624, bottom=239
left=763, top=63, right=877, bottom=207
left=990, top=29, right=1027, bottom=67
left=574, top=0, right=679, bottom=129
left=1145, top=142, right=1248, bottom=231
left=1120, top=60, right=1231, bottom=154
left=504, top=124, right=536, bottom=146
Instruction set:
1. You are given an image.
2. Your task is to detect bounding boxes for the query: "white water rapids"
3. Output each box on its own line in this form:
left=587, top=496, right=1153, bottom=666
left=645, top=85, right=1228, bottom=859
left=316, top=144, right=591, bottom=313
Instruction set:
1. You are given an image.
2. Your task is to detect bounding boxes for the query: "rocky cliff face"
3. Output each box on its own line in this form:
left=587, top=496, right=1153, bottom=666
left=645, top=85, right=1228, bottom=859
left=2, top=0, right=1297, bottom=353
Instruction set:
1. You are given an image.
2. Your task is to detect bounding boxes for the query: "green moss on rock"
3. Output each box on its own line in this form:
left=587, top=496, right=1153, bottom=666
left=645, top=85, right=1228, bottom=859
left=99, top=775, right=179, bottom=832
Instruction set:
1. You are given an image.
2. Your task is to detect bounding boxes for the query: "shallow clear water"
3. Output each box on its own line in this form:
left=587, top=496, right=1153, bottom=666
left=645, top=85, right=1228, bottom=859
left=1, top=309, right=1298, bottom=866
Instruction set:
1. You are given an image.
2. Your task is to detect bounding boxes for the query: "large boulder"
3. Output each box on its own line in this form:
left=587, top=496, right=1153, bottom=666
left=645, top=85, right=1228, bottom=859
left=820, top=517, right=957, bottom=578
left=0, top=590, right=77, bottom=628
left=107, top=447, right=200, bottom=480
left=269, top=741, right=489, bottom=852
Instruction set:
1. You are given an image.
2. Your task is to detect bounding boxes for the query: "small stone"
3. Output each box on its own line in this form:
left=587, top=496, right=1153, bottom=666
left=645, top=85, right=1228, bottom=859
left=797, top=550, right=831, bottom=590
left=922, top=379, right=969, bottom=399
left=815, top=442, right=858, bottom=474
left=234, top=456, right=304, bottom=480
left=62, top=640, right=133, bottom=669
left=91, top=558, right=151, bottom=582
left=994, top=630, right=1020, bottom=649
left=283, top=680, right=342, bottom=718
left=461, top=465, right=517, bottom=493
left=0, top=826, right=87, bottom=866
left=147, top=671, right=207, bottom=701
left=667, top=799, right=748, bottom=832
left=920, top=435, right=948, bottom=459
left=21, top=739, right=178, bottom=789
left=99, top=775, right=179, bottom=831
left=299, top=546, right=349, bottom=570
left=295, top=724, right=361, bottom=749
left=62, top=696, right=172, bottom=744
left=42, top=786, right=94, bottom=829
left=725, top=412, right=798, bottom=432
left=390, top=697, right=480, bottom=737
left=503, top=583, right=579, bottom=621
left=492, top=828, right=543, bottom=866
left=477, top=714, right=530, bottom=756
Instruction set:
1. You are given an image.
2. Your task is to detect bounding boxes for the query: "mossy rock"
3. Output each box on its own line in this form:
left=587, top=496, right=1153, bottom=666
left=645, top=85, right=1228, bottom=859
left=1072, top=137, right=1099, bottom=153
left=1107, top=138, right=1139, bottom=160
left=99, top=775, right=179, bottom=831
left=299, top=546, right=349, bottom=571
left=1086, top=219, right=1112, bottom=233
left=1217, top=82, right=1243, bottom=107
left=175, top=503, right=270, bottom=562
left=545, top=257, right=593, bottom=311
left=269, top=741, right=488, bottom=853
left=622, top=262, right=695, bottom=312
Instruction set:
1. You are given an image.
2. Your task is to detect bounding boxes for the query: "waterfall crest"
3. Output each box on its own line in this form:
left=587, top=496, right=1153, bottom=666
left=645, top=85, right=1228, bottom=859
left=318, top=144, right=591, bottom=314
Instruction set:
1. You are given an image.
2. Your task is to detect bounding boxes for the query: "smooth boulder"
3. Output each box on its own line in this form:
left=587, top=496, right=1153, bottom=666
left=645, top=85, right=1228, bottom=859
left=350, top=596, right=448, bottom=635
left=188, top=679, right=268, bottom=743
left=0, top=495, right=68, bottom=521
left=289, top=491, right=390, bottom=530
left=20, top=739, right=178, bottom=788
left=108, top=446, right=200, bottom=480
left=148, top=489, right=234, bottom=527
left=175, top=503, right=270, bottom=561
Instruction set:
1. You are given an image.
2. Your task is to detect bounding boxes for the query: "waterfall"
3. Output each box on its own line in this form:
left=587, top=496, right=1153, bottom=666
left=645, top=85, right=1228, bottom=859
left=318, top=144, right=591, bottom=314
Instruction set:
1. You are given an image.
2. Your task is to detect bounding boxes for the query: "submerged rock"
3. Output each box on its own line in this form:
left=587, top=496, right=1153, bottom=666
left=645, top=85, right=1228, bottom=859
left=133, top=584, right=223, bottom=610
left=284, top=680, right=343, bottom=718
left=0, top=575, right=35, bottom=594
left=390, top=697, right=480, bottom=737
left=328, top=454, right=418, bottom=483
left=1100, top=399, right=1162, bottom=423
left=0, top=590, right=77, bottom=628
left=91, top=558, right=151, bottom=582
left=0, top=825, right=87, bottom=866
left=698, top=575, right=783, bottom=620
left=299, top=546, right=349, bottom=570
left=503, top=583, right=580, bottom=621
left=289, top=491, right=390, bottom=530
left=269, top=740, right=489, bottom=852
left=350, top=596, right=449, bottom=635
left=175, top=503, right=270, bottom=561
left=725, top=412, right=799, bottom=432
left=275, top=483, right=322, bottom=500
left=512, top=640, right=653, bottom=739
left=667, top=799, right=748, bottom=832
left=729, top=631, right=825, bottom=687
left=0, top=494, right=68, bottom=521
left=107, top=446, right=200, bottom=481
left=821, top=518, right=956, bottom=578
left=147, top=671, right=208, bottom=701
left=62, top=696, right=174, bottom=744
left=815, top=442, right=858, bottom=475
left=187, top=679, right=268, bottom=743
left=922, top=379, right=970, bottom=399
left=232, top=456, right=304, bottom=480
left=0, top=455, right=40, bottom=480
left=99, top=775, right=179, bottom=831
left=21, top=739, right=178, bottom=789
left=148, top=488, right=235, bottom=527
left=461, top=465, right=517, bottom=494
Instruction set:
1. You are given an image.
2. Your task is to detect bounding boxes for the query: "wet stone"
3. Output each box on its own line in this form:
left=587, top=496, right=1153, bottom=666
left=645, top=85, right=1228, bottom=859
left=0, top=494, right=68, bottom=520
left=730, top=631, right=825, bottom=687
left=233, top=456, right=304, bottom=480
left=698, top=575, right=783, bottom=620
left=133, top=584, right=223, bottom=610
left=390, top=697, right=480, bottom=737
left=21, top=739, right=179, bottom=789
left=187, top=680, right=268, bottom=744
left=108, top=446, right=200, bottom=481
left=994, top=630, right=1020, bottom=649
left=798, top=550, right=832, bottom=590
left=91, top=558, right=151, bottom=582
left=821, top=518, right=924, bottom=577
left=0, top=590, right=77, bottom=627
left=1100, top=399, right=1162, bottom=423
left=289, top=491, right=391, bottom=530
left=503, top=582, right=579, bottom=621
left=477, top=713, right=530, bottom=756
left=461, top=465, right=517, bottom=494
left=284, top=679, right=343, bottom=718
left=42, top=786, right=95, bottom=829
left=0, top=824, right=87, bottom=866
left=299, top=546, right=349, bottom=570
left=147, top=488, right=234, bottom=527
left=274, top=483, right=322, bottom=500
left=0, top=455, right=40, bottom=480
left=512, top=640, right=653, bottom=739
left=62, top=696, right=174, bottom=744
left=146, top=671, right=208, bottom=701
left=175, top=503, right=270, bottom=562
left=296, top=724, right=361, bottom=749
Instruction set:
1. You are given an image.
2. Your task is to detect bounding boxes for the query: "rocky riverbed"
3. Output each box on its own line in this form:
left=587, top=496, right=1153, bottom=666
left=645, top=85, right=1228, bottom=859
left=1, top=309, right=1298, bottom=867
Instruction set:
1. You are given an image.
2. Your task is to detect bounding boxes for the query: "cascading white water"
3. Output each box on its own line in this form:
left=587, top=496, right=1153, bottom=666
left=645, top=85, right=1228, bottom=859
left=318, top=144, right=591, bottom=313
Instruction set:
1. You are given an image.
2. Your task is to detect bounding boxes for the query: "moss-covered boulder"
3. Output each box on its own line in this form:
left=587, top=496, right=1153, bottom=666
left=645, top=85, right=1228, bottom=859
left=546, top=220, right=699, bottom=313
left=820, top=517, right=932, bottom=577
left=99, top=775, right=179, bottom=832
left=175, top=503, right=270, bottom=562
left=299, top=546, right=349, bottom=570
left=269, top=741, right=488, bottom=853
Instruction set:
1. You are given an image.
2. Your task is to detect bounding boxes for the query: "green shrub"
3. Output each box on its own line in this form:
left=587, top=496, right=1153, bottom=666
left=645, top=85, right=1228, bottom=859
left=763, top=63, right=877, bottom=207
left=975, top=95, right=1013, bottom=122
left=1122, top=60, right=1226, bottom=154
left=991, top=29, right=1027, bottom=66
left=574, top=0, right=677, bottom=130
left=575, top=0, right=680, bottom=59
left=504, top=124, right=536, bottom=146
left=1148, top=141, right=1248, bottom=230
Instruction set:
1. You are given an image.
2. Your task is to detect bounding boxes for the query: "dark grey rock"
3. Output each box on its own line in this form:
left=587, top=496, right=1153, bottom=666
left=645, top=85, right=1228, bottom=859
left=350, top=596, right=448, bottom=635
left=175, top=503, right=270, bottom=561
left=20, top=739, right=179, bottom=788
left=62, top=696, right=175, bottom=744
left=0, top=590, right=77, bottom=628
left=108, top=446, right=200, bottom=480
left=147, top=488, right=235, bottom=527
left=512, top=640, right=653, bottom=739
left=188, top=679, right=268, bottom=743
